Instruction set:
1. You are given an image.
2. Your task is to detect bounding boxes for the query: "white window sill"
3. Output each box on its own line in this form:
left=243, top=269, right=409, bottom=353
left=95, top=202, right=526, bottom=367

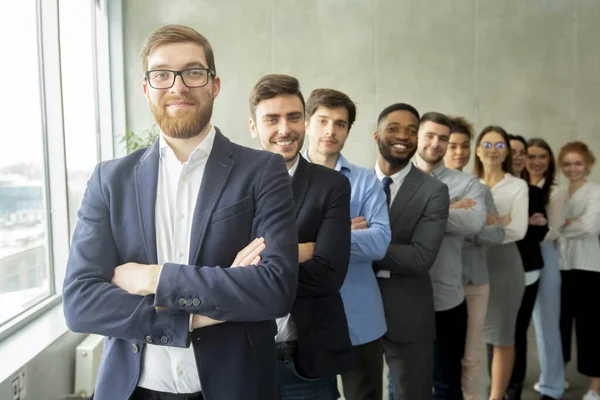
left=0, top=302, right=70, bottom=383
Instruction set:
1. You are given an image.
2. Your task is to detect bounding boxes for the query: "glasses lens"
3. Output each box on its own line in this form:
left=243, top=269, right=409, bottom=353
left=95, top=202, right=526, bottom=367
left=148, top=70, right=174, bottom=89
left=496, top=143, right=507, bottom=150
left=482, top=142, right=492, bottom=149
left=182, top=69, right=209, bottom=87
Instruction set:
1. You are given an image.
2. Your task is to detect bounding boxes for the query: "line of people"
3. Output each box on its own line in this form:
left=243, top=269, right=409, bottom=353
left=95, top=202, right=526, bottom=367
left=62, top=24, right=599, bottom=400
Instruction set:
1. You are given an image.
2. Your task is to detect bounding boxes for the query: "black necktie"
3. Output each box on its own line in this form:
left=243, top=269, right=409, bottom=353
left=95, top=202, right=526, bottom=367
left=382, top=176, right=393, bottom=207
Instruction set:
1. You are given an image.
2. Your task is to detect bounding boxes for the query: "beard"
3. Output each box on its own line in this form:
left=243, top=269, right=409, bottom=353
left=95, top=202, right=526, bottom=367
left=378, top=139, right=416, bottom=167
left=419, top=148, right=444, bottom=165
left=151, top=94, right=213, bottom=139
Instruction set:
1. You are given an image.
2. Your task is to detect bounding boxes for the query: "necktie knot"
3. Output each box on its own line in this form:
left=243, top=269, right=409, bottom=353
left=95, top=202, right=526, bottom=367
left=382, top=176, right=393, bottom=206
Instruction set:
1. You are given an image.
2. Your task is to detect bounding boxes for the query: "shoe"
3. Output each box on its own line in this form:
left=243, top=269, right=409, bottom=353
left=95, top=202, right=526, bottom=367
left=583, top=389, right=600, bottom=400
left=533, top=380, right=570, bottom=392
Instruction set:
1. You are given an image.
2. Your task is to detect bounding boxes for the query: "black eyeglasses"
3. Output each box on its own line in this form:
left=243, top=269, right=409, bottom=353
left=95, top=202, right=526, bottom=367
left=145, top=68, right=214, bottom=89
left=481, top=142, right=507, bottom=150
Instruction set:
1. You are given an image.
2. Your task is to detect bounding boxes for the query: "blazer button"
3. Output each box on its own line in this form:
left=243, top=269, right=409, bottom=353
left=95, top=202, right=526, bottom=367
left=185, top=299, right=193, bottom=307
left=145, top=335, right=153, bottom=343
left=161, top=336, right=169, bottom=344
left=192, top=298, right=200, bottom=306
left=178, top=298, right=186, bottom=306
left=132, top=344, right=139, bottom=353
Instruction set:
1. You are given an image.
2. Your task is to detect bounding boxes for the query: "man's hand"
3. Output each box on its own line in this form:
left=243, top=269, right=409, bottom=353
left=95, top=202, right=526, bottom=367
left=298, top=242, right=316, bottom=263
left=529, top=213, right=548, bottom=226
left=351, top=216, right=369, bottom=230
left=112, top=262, right=161, bottom=296
left=450, top=198, right=476, bottom=209
left=191, top=314, right=225, bottom=330
left=230, top=237, right=265, bottom=268
left=486, top=215, right=498, bottom=226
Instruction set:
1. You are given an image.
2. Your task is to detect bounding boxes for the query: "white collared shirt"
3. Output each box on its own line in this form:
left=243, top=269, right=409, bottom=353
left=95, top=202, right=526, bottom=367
left=137, top=126, right=216, bottom=393
left=275, top=155, right=300, bottom=343
left=374, top=162, right=412, bottom=208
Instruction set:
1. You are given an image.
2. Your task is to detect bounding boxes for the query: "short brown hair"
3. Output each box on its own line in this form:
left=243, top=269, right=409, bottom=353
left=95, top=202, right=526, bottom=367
left=249, top=74, right=305, bottom=120
left=141, top=25, right=216, bottom=74
left=420, top=112, right=451, bottom=130
left=305, top=89, right=357, bottom=128
left=558, top=141, right=596, bottom=168
left=448, top=116, right=473, bottom=139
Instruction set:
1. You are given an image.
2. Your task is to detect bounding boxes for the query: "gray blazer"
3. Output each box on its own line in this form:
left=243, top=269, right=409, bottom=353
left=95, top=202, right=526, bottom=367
left=462, top=185, right=505, bottom=285
left=374, top=166, right=449, bottom=343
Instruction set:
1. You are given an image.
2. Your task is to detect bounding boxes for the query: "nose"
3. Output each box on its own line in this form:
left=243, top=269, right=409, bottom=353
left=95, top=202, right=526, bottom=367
left=169, top=74, right=189, bottom=94
left=278, top=119, right=292, bottom=135
left=324, top=120, right=336, bottom=137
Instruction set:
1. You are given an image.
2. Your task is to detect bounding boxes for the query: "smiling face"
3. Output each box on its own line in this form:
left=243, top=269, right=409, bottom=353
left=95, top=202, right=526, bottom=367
left=143, top=41, right=220, bottom=139
left=560, top=151, right=589, bottom=183
left=306, top=106, right=350, bottom=159
left=374, top=109, right=419, bottom=168
left=526, top=145, right=551, bottom=181
left=417, top=121, right=450, bottom=166
left=444, top=132, right=471, bottom=170
left=510, top=139, right=527, bottom=175
left=249, top=94, right=305, bottom=165
left=476, top=131, right=509, bottom=169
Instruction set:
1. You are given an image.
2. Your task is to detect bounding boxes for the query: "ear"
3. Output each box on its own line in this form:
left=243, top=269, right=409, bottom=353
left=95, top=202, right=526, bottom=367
left=373, top=130, right=379, bottom=143
left=142, top=81, right=150, bottom=103
left=211, top=75, right=221, bottom=99
left=476, top=146, right=483, bottom=160
left=249, top=118, right=258, bottom=139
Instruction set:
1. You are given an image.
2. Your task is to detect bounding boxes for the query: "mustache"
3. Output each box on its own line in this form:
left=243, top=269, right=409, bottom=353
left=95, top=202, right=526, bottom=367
left=161, top=95, right=195, bottom=106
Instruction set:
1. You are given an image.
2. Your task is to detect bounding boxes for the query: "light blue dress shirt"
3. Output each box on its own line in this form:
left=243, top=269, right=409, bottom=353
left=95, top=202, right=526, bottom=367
left=304, top=152, right=390, bottom=345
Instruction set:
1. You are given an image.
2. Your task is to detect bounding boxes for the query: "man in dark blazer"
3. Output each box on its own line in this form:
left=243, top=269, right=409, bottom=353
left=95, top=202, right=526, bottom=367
left=372, top=103, right=450, bottom=400
left=248, top=74, right=354, bottom=400
left=62, top=25, right=298, bottom=400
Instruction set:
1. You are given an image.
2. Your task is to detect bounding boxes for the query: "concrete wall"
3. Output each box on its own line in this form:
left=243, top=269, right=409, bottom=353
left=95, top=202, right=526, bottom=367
left=121, top=0, right=600, bottom=182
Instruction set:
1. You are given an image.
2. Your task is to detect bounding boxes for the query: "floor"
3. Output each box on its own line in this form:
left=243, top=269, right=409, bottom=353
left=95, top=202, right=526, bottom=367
left=337, top=326, right=589, bottom=399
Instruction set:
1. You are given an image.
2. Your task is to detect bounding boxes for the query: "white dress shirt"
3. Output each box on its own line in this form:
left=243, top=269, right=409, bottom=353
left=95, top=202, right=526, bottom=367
left=137, top=126, right=216, bottom=393
left=556, top=182, right=600, bottom=273
left=485, top=174, right=529, bottom=244
left=535, top=178, right=565, bottom=242
left=374, top=162, right=413, bottom=207
left=275, top=155, right=300, bottom=342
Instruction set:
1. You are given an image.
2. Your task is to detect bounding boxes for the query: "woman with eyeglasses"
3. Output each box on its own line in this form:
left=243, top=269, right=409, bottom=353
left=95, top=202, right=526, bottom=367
left=473, top=126, right=528, bottom=400
left=444, top=117, right=505, bottom=400
left=505, top=135, right=550, bottom=400
left=555, top=142, right=600, bottom=400
left=523, top=138, right=566, bottom=400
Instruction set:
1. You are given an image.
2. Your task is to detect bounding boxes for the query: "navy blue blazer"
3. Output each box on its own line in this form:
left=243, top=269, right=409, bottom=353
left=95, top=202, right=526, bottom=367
left=63, top=129, right=299, bottom=400
left=290, top=157, right=355, bottom=378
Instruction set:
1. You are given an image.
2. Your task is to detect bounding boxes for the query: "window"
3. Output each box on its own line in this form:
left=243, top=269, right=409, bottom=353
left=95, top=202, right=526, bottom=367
left=0, top=0, right=53, bottom=328
left=0, top=0, right=114, bottom=340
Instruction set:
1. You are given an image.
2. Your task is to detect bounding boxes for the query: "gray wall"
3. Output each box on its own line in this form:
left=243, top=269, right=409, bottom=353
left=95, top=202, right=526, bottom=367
left=0, top=331, right=85, bottom=400
left=122, top=0, right=600, bottom=182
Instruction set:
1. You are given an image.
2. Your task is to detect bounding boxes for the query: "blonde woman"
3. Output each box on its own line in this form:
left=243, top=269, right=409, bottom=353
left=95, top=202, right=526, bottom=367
left=556, top=142, right=600, bottom=400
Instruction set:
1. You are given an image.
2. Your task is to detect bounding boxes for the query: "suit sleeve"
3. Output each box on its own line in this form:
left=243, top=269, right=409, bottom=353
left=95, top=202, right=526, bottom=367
left=349, top=172, right=391, bottom=263
left=374, top=183, right=449, bottom=277
left=154, top=154, right=299, bottom=321
left=296, top=176, right=351, bottom=297
left=63, top=163, right=192, bottom=347
left=469, top=186, right=505, bottom=246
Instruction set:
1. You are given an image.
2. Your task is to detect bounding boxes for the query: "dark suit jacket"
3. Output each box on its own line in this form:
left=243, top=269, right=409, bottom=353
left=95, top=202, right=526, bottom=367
left=289, top=156, right=355, bottom=378
left=516, top=185, right=549, bottom=272
left=374, top=165, right=450, bottom=343
left=62, top=129, right=299, bottom=400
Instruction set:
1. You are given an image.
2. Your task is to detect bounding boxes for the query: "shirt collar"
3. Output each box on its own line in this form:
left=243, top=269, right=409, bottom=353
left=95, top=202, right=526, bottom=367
left=374, top=161, right=412, bottom=182
left=429, top=162, right=447, bottom=178
left=302, top=150, right=352, bottom=173
left=159, top=125, right=216, bottom=163
left=288, top=155, right=300, bottom=177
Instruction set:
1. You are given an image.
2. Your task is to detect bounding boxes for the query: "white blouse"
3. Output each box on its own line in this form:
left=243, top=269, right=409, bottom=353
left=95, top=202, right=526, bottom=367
left=485, top=173, right=529, bottom=244
left=556, top=182, right=600, bottom=272
left=535, top=178, right=564, bottom=242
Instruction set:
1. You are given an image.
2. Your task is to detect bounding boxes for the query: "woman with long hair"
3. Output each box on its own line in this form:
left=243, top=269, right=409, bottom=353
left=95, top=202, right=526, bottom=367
left=444, top=117, right=505, bottom=400
left=556, top=142, right=600, bottom=400
left=524, top=138, right=566, bottom=400
left=473, top=126, right=528, bottom=400
left=506, top=135, right=549, bottom=400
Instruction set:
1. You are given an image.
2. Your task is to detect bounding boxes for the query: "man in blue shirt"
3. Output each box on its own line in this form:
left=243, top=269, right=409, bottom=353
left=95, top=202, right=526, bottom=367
left=304, top=88, right=391, bottom=400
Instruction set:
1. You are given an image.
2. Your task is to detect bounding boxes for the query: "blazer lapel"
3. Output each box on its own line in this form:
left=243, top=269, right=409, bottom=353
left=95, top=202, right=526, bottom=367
left=134, top=141, right=160, bottom=264
left=189, top=129, right=235, bottom=264
left=291, top=157, right=310, bottom=218
left=389, top=165, right=422, bottom=224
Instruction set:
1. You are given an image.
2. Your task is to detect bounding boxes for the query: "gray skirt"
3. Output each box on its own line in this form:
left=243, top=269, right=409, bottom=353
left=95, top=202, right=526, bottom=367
left=483, top=243, right=525, bottom=346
